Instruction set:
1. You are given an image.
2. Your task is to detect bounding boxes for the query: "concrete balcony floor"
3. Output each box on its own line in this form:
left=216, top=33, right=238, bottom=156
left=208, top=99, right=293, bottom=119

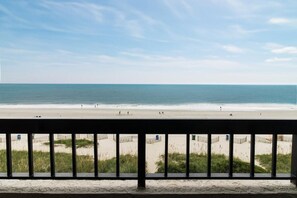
left=0, top=179, right=296, bottom=198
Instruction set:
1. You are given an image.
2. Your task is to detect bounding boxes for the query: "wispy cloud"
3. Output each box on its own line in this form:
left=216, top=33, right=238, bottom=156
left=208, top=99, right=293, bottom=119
left=222, top=45, right=245, bottom=53
left=0, top=4, right=28, bottom=24
left=228, top=25, right=266, bottom=38
left=163, top=0, right=193, bottom=19
left=268, top=17, right=290, bottom=24
left=1, top=0, right=297, bottom=84
left=38, top=0, right=162, bottom=39
left=271, top=46, right=297, bottom=54
left=119, top=51, right=245, bottom=70
left=265, top=57, right=292, bottom=63
left=40, top=0, right=105, bottom=22
left=265, top=43, right=297, bottom=56
left=210, top=0, right=283, bottom=18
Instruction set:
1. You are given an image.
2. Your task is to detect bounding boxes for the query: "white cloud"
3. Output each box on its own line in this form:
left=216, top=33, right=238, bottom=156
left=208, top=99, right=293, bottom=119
left=265, top=57, right=292, bottom=63
left=268, top=17, right=290, bottom=24
left=2, top=47, right=297, bottom=84
left=271, top=46, right=297, bottom=54
left=222, top=45, right=244, bottom=53
left=265, top=43, right=297, bottom=55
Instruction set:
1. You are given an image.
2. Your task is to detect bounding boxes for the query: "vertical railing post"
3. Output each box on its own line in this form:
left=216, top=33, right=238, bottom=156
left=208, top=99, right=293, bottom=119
left=229, top=133, right=234, bottom=177
left=49, top=133, right=55, bottom=177
left=94, top=133, right=98, bottom=177
left=72, top=133, right=77, bottom=178
left=250, top=134, right=255, bottom=177
left=6, top=133, right=12, bottom=178
left=28, top=133, right=34, bottom=177
left=186, top=133, right=190, bottom=177
left=291, top=134, right=297, bottom=187
left=207, top=134, right=211, bottom=177
left=138, top=132, right=146, bottom=188
left=116, top=133, right=120, bottom=177
left=272, top=133, right=277, bottom=177
left=164, top=133, right=168, bottom=177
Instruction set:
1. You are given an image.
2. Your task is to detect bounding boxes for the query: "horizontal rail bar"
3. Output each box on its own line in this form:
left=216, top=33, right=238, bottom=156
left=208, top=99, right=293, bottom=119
left=1, top=119, right=297, bottom=134
left=0, top=173, right=294, bottom=180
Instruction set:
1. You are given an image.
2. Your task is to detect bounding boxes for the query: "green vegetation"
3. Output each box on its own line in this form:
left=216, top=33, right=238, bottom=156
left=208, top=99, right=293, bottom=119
left=0, top=150, right=137, bottom=173
left=156, top=153, right=267, bottom=173
left=44, top=139, right=93, bottom=148
left=101, top=154, right=138, bottom=173
left=256, top=154, right=291, bottom=173
left=0, top=150, right=291, bottom=174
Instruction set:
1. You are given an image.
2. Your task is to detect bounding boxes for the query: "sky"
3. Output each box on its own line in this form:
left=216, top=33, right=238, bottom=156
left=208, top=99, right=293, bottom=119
left=0, top=0, right=296, bottom=84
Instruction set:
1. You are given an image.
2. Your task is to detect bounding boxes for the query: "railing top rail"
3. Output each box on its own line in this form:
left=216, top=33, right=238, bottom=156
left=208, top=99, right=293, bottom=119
left=0, top=119, right=297, bottom=134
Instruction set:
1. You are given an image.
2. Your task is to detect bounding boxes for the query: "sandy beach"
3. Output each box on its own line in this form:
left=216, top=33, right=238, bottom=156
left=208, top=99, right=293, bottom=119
left=0, top=106, right=297, bottom=119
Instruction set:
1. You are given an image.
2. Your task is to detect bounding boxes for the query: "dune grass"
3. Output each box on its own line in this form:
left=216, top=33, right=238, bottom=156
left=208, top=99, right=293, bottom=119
left=156, top=153, right=267, bottom=173
left=44, top=139, right=93, bottom=148
left=256, top=153, right=291, bottom=173
left=0, top=150, right=137, bottom=173
left=0, top=150, right=291, bottom=174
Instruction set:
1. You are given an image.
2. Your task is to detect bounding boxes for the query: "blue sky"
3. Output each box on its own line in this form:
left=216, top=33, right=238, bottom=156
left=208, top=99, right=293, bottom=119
left=0, top=0, right=296, bottom=84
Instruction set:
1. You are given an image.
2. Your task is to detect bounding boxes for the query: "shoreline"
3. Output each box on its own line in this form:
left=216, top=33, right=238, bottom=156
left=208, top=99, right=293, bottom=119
left=0, top=103, right=297, bottom=110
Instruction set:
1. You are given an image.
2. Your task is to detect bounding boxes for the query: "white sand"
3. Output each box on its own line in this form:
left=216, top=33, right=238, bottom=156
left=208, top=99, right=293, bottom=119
left=0, top=107, right=297, bottom=119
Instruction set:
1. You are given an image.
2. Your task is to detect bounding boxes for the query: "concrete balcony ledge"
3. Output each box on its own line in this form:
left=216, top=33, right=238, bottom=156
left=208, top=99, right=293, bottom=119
left=0, top=180, right=296, bottom=198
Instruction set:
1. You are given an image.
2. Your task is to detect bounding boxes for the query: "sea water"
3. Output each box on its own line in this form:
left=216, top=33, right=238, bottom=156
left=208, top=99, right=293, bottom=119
left=0, top=84, right=296, bottom=110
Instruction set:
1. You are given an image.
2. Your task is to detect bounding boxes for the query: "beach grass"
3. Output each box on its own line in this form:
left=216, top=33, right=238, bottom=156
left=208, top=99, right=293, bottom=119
left=156, top=153, right=268, bottom=173
left=256, top=153, right=291, bottom=173
left=0, top=150, right=137, bottom=173
left=0, top=150, right=291, bottom=174
left=44, top=139, right=93, bottom=148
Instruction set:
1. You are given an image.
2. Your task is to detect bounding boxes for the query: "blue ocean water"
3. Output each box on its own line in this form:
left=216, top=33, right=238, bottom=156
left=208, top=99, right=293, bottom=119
left=0, top=84, right=296, bottom=106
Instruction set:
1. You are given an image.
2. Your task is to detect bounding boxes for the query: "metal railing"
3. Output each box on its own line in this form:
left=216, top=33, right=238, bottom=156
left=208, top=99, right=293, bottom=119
left=0, top=119, right=296, bottom=188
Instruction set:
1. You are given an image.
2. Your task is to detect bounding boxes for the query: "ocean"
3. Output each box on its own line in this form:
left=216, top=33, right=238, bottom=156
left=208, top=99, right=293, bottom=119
left=0, top=84, right=296, bottom=110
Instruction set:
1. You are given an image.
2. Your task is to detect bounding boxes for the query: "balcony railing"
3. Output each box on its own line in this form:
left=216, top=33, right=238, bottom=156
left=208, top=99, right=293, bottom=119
left=0, top=119, right=296, bottom=188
